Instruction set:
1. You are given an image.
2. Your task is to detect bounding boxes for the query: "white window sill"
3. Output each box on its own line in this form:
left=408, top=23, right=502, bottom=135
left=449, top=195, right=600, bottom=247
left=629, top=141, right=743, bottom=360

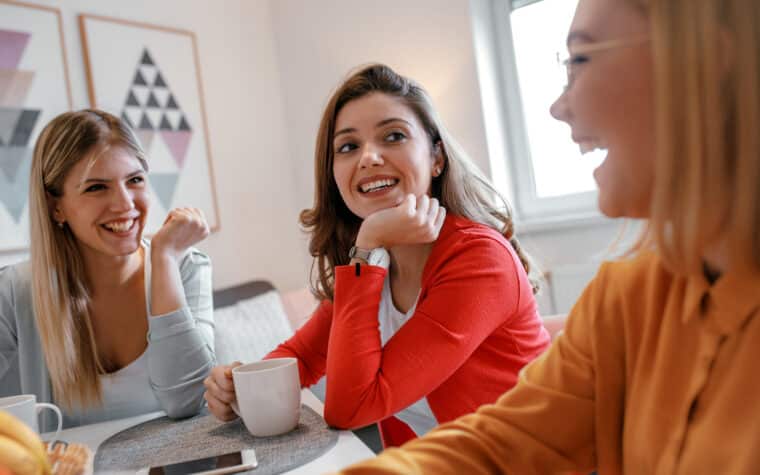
left=515, top=210, right=621, bottom=235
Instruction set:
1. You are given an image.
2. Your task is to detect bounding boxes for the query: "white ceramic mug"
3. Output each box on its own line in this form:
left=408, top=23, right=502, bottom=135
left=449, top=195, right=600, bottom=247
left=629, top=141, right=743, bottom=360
left=231, top=358, right=301, bottom=437
left=0, top=394, right=63, bottom=441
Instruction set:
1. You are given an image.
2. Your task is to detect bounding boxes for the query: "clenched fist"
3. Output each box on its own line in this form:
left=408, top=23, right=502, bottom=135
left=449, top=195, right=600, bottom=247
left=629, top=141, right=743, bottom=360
left=151, top=207, right=210, bottom=261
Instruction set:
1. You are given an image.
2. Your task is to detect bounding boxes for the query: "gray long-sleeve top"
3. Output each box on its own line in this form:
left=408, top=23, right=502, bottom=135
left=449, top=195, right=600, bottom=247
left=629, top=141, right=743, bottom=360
left=0, top=241, right=215, bottom=431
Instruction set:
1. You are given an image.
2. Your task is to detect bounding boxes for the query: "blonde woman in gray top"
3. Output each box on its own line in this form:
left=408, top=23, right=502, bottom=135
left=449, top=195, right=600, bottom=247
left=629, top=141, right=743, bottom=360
left=0, top=109, right=215, bottom=430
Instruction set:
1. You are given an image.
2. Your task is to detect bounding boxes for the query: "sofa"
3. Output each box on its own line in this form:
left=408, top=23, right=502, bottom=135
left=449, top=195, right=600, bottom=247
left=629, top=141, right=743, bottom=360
left=212, top=280, right=315, bottom=365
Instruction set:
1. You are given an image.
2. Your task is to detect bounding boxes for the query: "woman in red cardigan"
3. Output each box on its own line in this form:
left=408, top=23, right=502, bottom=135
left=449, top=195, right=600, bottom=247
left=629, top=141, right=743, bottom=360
left=204, top=64, right=550, bottom=447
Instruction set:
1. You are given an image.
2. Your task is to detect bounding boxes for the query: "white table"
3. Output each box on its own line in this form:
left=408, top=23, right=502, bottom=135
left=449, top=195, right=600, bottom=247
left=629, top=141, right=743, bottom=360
left=53, top=390, right=375, bottom=474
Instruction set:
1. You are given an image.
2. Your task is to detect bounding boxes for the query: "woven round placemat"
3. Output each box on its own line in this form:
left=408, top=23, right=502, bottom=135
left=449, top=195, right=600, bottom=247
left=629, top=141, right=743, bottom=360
left=94, top=405, right=338, bottom=474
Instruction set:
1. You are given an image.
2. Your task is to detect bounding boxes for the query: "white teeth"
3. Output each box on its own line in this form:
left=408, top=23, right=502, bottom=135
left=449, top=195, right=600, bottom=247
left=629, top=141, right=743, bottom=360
left=103, top=219, right=134, bottom=233
left=360, top=179, right=398, bottom=193
left=579, top=140, right=607, bottom=154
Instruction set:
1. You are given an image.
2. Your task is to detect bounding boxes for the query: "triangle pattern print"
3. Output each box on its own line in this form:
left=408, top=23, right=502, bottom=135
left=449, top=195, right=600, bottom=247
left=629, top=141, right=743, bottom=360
left=150, top=172, right=180, bottom=211
left=120, top=48, right=193, bottom=162
left=0, top=30, right=31, bottom=69
left=120, top=48, right=194, bottom=211
left=0, top=150, right=31, bottom=222
left=0, top=28, right=41, bottom=223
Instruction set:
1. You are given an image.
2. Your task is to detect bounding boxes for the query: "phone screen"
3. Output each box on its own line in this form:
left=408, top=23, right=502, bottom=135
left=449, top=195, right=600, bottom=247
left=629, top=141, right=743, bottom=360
left=144, top=449, right=257, bottom=475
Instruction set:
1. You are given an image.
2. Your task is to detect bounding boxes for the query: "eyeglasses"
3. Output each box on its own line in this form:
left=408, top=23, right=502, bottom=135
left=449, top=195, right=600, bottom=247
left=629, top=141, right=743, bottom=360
left=557, top=35, right=649, bottom=90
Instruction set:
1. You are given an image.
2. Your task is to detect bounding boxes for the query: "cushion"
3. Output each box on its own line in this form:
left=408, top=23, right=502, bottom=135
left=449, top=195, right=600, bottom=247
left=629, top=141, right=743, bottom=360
left=279, top=287, right=319, bottom=329
left=213, top=290, right=294, bottom=365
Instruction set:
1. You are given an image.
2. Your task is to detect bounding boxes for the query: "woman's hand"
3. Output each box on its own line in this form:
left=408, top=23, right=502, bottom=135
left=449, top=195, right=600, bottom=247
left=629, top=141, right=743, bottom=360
left=203, top=362, right=241, bottom=421
left=355, top=194, right=446, bottom=249
left=151, top=207, right=210, bottom=261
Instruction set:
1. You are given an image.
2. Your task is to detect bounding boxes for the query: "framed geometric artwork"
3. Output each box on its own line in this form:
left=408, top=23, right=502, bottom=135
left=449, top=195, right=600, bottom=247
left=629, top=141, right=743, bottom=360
left=79, top=14, right=220, bottom=235
left=0, top=0, right=73, bottom=253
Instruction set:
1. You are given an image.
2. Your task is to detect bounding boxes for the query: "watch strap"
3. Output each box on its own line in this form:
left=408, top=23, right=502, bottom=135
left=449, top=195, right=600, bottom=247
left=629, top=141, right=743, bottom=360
left=349, top=245, right=372, bottom=262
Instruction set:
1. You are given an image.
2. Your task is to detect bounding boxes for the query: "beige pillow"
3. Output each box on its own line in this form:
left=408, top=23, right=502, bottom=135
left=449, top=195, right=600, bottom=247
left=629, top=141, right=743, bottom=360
left=213, top=290, right=294, bottom=365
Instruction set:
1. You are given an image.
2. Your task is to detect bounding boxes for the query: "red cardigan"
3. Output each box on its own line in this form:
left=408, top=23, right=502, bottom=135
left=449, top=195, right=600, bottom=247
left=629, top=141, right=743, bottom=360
left=267, top=215, right=550, bottom=446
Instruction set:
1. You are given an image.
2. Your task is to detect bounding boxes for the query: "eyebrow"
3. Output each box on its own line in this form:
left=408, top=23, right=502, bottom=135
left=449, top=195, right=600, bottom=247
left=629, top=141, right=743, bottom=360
left=333, top=117, right=413, bottom=139
left=567, top=31, right=596, bottom=46
left=80, top=169, right=144, bottom=186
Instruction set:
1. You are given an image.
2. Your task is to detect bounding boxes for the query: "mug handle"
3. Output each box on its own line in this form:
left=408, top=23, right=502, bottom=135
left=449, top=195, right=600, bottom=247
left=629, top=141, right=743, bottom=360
left=228, top=362, right=243, bottom=418
left=36, top=403, right=62, bottom=441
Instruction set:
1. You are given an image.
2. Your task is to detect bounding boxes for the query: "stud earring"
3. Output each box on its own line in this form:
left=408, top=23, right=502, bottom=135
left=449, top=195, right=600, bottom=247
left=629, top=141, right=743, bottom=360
left=56, top=221, right=64, bottom=229
left=434, top=167, right=442, bottom=176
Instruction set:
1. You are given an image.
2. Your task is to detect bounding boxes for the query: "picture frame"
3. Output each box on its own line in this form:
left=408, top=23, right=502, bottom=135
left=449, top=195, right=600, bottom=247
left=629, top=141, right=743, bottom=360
left=0, top=0, right=73, bottom=253
left=79, top=14, right=221, bottom=235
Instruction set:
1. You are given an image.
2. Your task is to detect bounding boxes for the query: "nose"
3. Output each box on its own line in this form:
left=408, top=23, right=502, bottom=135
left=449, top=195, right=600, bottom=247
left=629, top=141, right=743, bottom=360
left=110, top=184, right=135, bottom=212
left=357, top=143, right=383, bottom=168
left=550, top=90, right=571, bottom=123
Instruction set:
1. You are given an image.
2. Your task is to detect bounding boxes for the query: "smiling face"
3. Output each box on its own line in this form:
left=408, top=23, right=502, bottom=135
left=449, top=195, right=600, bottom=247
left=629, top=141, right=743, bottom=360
left=52, top=146, right=149, bottom=260
left=331, top=92, right=443, bottom=219
left=550, top=0, right=654, bottom=218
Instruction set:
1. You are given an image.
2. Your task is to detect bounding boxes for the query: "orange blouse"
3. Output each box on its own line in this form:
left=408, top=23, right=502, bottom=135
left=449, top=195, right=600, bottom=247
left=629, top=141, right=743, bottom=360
left=336, top=252, right=760, bottom=474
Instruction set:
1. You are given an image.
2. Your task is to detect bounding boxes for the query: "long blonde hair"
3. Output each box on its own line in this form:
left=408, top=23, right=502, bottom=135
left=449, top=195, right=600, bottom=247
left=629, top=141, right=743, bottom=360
left=626, top=0, right=760, bottom=274
left=29, top=109, right=148, bottom=408
left=301, top=64, right=537, bottom=300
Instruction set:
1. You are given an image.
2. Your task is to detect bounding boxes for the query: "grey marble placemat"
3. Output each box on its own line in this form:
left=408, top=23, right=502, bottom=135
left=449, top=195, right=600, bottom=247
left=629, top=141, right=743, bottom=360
left=94, top=405, right=338, bottom=474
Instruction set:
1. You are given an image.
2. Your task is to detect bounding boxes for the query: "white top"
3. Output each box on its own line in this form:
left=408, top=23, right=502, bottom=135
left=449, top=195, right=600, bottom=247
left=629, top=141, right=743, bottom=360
left=67, top=350, right=161, bottom=426
left=67, top=245, right=164, bottom=426
left=27, top=241, right=214, bottom=427
left=378, top=276, right=438, bottom=436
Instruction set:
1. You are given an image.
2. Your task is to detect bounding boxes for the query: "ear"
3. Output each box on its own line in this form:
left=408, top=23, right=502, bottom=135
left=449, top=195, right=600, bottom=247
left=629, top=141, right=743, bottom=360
left=46, top=191, right=64, bottom=224
left=432, top=141, right=445, bottom=177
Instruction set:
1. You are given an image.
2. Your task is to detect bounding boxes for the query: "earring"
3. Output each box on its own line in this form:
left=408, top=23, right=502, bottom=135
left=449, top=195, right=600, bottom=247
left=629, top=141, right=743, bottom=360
left=56, top=221, right=64, bottom=229
left=434, top=167, right=442, bottom=177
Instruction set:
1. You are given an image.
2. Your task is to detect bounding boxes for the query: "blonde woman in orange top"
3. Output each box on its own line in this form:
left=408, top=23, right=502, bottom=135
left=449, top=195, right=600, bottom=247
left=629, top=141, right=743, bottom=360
left=332, top=0, right=760, bottom=473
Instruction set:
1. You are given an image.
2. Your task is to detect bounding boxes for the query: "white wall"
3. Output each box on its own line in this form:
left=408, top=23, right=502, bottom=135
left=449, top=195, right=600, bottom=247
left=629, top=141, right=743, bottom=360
left=522, top=219, right=642, bottom=313
left=1, top=0, right=635, bottom=311
left=268, top=0, right=493, bottom=212
left=0, top=0, right=309, bottom=291
left=266, top=0, right=631, bottom=314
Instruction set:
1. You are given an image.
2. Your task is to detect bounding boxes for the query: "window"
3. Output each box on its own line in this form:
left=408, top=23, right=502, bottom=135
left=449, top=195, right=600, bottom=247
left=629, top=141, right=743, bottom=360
left=494, top=0, right=604, bottom=222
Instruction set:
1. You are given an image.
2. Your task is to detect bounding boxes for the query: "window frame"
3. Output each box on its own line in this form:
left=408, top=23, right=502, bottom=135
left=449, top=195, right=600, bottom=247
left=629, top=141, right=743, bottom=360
left=491, top=0, right=602, bottom=225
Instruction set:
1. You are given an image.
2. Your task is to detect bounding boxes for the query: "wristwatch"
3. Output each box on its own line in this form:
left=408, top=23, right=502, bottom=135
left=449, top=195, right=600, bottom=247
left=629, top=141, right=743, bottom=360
left=348, top=245, right=390, bottom=269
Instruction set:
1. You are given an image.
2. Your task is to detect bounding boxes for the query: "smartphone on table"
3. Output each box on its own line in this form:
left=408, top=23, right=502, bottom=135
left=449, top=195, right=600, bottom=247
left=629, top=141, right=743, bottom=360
left=136, top=448, right=258, bottom=475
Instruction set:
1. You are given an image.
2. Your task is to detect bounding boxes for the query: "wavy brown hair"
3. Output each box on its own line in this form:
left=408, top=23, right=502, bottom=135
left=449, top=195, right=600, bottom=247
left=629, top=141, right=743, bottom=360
left=301, top=64, right=537, bottom=300
left=30, top=109, right=148, bottom=408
